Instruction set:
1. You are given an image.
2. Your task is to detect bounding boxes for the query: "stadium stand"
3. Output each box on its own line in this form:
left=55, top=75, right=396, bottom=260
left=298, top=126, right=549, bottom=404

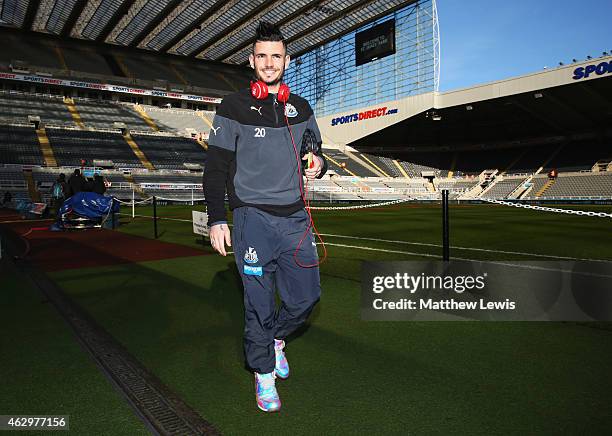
left=73, top=100, right=152, bottom=131
left=481, top=177, right=527, bottom=199
left=435, top=178, right=479, bottom=193
left=45, top=128, right=143, bottom=168
left=539, top=172, right=612, bottom=199
left=0, top=29, right=248, bottom=98
left=138, top=106, right=212, bottom=135
left=399, top=159, right=442, bottom=178
left=131, top=134, right=207, bottom=170
left=0, top=125, right=45, bottom=165
left=0, top=167, right=28, bottom=202
left=132, top=172, right=203, bottom=200
left=383, top=179, right=430, bottom=194
left=527, top=175, right=551, bottom=198
left=323, top=149, right=361, bottom=177
left=361, top=153, right=397, bottom=177
left=378, top=156, right=403, bottom=177
left=0, top=92, right=74, bottom=126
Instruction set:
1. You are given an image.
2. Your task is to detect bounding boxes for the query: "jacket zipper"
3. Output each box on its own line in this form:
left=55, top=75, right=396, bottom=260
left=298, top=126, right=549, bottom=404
left=273, top=96, right=279, bottom=127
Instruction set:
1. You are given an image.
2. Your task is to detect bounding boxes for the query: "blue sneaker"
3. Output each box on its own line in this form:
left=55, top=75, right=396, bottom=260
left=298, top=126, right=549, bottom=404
left=274, top=339, right=290, bottom=379
left=254, top=372, right=281, bottom=413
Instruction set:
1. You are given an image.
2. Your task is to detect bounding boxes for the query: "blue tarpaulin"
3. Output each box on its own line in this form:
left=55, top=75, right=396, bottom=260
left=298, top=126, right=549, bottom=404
left=59, top=192, right=119, bottom=218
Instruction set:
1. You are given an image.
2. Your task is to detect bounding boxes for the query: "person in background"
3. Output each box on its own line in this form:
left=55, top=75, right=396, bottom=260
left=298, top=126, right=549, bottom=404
left=67, top=169, right=85, bottom=197
left=92, top=174, right=106, bottom=195
left=2, top=190, right=12, bottom=206
left=51, top=173, right=68, bottom=214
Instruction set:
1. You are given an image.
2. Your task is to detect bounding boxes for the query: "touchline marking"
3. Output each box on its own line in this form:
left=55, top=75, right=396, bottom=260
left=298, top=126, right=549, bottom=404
left=320, top=233, right=612, bottom=263
left=321, top=242, right=612, bottom=279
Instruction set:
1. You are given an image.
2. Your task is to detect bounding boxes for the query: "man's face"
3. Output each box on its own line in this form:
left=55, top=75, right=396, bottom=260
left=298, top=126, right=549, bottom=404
left=249, top=40, right=290, bottom=86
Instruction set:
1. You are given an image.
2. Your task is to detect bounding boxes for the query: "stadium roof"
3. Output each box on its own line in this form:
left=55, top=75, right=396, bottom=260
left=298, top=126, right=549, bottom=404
left=316, top=57, right=612, bottom=150
left=0, top=0, right=416, bottom=65
left=350, top=75, right=612, bottom=151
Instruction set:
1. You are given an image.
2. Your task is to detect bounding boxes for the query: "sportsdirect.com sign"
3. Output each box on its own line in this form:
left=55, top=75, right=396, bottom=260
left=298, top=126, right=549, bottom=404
left=572, top=60, right=612, bottom=80
left=331, top=107, right=398, bottom=126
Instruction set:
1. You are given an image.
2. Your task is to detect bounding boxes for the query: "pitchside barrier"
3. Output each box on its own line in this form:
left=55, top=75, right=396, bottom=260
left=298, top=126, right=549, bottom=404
left=115, top=190, right=611, bottom=258
left=115, top=195, right=207, bottom=244
left=112, top=191, right=612, bottom=321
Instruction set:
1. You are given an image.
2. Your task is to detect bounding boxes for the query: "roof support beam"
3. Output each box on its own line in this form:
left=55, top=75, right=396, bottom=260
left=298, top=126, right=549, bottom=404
left=186, top=0, right=278, bottom=57
left=60, top=0, right=87, bottom=37
left=158, top=0, right=228, bottom=54
left=214, top=0, right=325, bottom=61
left=287, top=0, right=414, bottom=61
left=225, top=0, right=416, bottom=65
left=129, top=0, right=183, bottom=48
left=22, top=0, right=40, bottom=30
left=96, top=0, right=137, bottom=42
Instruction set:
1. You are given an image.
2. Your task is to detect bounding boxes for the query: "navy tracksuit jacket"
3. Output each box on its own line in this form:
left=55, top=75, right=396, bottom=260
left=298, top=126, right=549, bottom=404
left=204, top=87, right=327, bottom=374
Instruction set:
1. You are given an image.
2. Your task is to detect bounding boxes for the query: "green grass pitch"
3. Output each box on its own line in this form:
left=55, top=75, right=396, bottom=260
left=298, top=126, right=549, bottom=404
left=15, top=203, right=612, bottom=433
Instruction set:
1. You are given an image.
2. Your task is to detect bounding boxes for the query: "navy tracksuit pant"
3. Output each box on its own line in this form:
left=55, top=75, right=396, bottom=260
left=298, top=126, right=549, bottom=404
left=232, top=206, right=321, bottom=374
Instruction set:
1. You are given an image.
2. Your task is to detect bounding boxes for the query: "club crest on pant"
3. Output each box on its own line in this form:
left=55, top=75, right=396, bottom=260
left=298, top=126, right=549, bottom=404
left=244, top=247, right=258, bottom=264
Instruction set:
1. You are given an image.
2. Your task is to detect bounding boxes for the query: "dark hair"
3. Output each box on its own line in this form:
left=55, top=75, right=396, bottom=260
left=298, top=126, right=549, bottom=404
left=253, top=21, right=286, bottom=50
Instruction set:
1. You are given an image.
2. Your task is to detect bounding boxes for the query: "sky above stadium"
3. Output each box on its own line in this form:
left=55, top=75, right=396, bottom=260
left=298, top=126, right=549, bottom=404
left=438, top=0, right=612, bottom=91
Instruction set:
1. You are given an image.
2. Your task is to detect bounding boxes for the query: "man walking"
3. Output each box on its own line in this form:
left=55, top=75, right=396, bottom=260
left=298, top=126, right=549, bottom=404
left=204, top=21, right=327, bottom=413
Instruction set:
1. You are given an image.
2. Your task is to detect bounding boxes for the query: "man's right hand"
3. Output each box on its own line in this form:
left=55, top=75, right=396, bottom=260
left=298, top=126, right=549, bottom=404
left=210, top=223, right=232, bottom=256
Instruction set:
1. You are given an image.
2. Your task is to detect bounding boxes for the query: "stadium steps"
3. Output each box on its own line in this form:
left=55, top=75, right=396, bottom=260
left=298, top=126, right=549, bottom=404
left=35, top=128, right=57, bottom=167
left=339, top=150, right=379, bottom=177
left=323, top=153, right=359, bottom=177
left=24, top=171, right=41, bottom=202
left=123, top=134, right=155, bottom=171
left=360, top=154, right=390, bottom=177
left=535, top=179, right=556, bottom=198
left=63, top=98, right=85, bottom=128
left=508, top=176, right=532, bottom=199
left=133, top=105, right=160, bottom=132
left=392, top=159, right=410, bottom=178
left=479, top=177, right=501, bottom=197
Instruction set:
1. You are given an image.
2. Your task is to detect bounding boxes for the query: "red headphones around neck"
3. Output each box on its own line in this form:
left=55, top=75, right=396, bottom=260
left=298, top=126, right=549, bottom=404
left=250, top=80, right=290, bottom=103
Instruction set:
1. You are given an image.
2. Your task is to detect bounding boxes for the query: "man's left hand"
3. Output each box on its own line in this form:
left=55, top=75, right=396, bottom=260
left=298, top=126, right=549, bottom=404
left=303, top=154, right=322, bottom=180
